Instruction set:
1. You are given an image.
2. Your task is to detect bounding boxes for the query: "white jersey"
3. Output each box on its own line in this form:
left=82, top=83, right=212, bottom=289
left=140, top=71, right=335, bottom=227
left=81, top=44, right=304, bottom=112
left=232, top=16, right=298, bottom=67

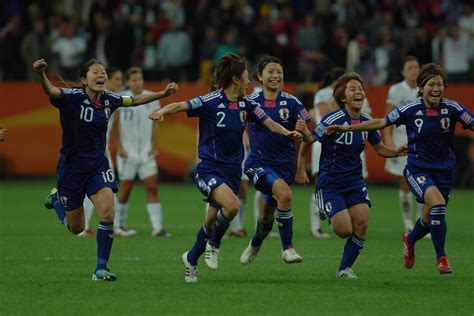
left=386, top=81, right=419, bottom=146
left=118, top=89, right=160, bottom=159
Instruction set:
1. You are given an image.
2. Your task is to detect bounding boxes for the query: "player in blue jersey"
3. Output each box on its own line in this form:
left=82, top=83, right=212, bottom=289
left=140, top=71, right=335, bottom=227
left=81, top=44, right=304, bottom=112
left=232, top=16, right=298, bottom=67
left=239, top=56, right=312, bottom=265
left=34, top=58, right=177, bottom=281
left=296, top=72, right=407, bottom=278
left=327, top=64, right=474, bottom=274
left=149, top=54, right=302, bottom=283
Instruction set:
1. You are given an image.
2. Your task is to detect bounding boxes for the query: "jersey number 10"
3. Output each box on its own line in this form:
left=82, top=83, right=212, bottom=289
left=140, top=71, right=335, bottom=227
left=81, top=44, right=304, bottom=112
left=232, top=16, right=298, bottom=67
left=80, top=105, right=94, bottom=122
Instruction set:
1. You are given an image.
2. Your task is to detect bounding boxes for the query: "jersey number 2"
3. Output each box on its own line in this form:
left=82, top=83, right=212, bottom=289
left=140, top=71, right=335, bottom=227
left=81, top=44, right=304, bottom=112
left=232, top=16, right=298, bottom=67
left=216, top=111, right=226, bottom=127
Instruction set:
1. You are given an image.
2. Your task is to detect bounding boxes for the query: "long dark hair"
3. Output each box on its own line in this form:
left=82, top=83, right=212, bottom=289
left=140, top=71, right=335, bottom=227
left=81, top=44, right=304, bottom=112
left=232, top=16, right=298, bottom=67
left=214, top=53, right=247, bottom=89
left=319, top=67, right=345, bottom=89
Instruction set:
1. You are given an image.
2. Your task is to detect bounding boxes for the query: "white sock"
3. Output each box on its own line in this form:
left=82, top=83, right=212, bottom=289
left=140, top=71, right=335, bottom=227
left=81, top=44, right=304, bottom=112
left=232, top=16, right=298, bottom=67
left=115, top=202, right=128, bottom=229
left=229, top=212, right=242, bottom=232
left=253, top=191, right=262, bottom=226
left=83, top=197, right=94, bottom=230
left=147, top=202, right=163, bottom=232
left=310, top=194, right=321, bottom=232
left=399, top=189, right=413, bottom=231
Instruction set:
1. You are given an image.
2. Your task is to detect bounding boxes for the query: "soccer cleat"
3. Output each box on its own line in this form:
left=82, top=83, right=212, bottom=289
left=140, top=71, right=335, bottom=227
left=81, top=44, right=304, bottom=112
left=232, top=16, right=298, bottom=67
left=44, top=187, right=58, bottom=210
left=204, top=242, right=219, bottom=270
left=92, top=268, right=117, bottom=281
left=402, top=232, right=415, bottom=269
left=436, top=256, right=452, bottom=274
left=336, top=267, right=358, bottom=278
left=311, top=228, right=330, bottom=238
left=113, top=227, right=137, bottom=237
left=182, top=251, right=198, bottom=283
left=77, top=229, right=95, bottom=237
left=152, top=229, right=172, bottom=237
left=282, top=247, right=303, bottom=264
left=240, top=241, right=261, bottom=265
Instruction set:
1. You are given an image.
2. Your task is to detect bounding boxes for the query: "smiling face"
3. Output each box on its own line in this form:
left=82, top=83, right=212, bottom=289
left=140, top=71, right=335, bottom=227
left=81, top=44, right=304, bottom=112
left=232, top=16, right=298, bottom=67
left=421, top=75, right=444, bottom=107
left=81, top=63, right=107, bottom=93
left=258, top=62, right=283, bottom=92
left=343, top=79, right=365, bottom=111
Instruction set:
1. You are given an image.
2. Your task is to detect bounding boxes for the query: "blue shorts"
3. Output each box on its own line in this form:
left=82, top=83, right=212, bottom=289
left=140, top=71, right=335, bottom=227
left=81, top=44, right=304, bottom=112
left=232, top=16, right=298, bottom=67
left=57, top=157, right=118, bottom=211
left=245, top=163, right=295, bottom=207
left=404, top=166, right=453, bottom=204
left=314, top=185, right=371, bottom=220
left=193, top=161, right=241, bottom=209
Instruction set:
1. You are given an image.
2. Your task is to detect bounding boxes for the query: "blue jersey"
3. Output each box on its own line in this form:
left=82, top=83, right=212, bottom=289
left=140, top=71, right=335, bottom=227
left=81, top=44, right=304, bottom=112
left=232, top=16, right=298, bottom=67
left=51, top=87, right=124, bottom=173
left=187, top=91, right=269, bottom=166
left=246, top=90, right=313, bottom=166
left=385, top=98, right=474, bottom=170
left=313, top=109, right=381, bottom=188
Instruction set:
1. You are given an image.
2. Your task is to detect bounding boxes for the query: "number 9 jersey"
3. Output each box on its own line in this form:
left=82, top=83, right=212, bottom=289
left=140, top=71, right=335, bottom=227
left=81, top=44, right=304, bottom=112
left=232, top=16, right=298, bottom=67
left=313, top=109, right=381, bottom=190
left=385, top=98, right=474, bottom=170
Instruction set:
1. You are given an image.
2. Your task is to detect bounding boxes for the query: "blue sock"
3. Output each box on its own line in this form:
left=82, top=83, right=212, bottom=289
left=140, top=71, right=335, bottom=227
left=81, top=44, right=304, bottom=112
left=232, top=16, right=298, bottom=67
left=187, top=225, right=210, bottom=266
left=275, top=209, right=293, bottom=250
left=53, top=200, right=67, bottom=226
left=251, top=217, right=274, bottom=247
left=96, top=221, right=114, bottom=271
left=338, top=234, right=365, bottom=271
left=408, top=217, right=430, bottom=245
left=429, top=204, right=447, bottom=259
left=209, top=209, right=231, bottom=248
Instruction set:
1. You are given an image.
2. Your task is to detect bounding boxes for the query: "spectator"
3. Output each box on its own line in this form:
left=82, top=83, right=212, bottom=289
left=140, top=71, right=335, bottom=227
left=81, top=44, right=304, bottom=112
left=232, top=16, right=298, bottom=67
left=0, top=15, right=25, bottom=80
left=86, top=11, right=113, bottom=67
left=213, top=30, right=239, bottom=64
left=21, top=17, right=51, bottom=81
left=157, top=19, right=192, bottom=81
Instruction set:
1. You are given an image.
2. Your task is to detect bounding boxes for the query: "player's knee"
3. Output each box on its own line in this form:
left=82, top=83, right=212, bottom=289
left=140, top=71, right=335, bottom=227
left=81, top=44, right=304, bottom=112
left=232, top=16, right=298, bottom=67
left=354, top=219, right=369, bottom=236
left=225, top=199, right=240, bottom=217
left=69, top=223, right=85, bottom=235
left=336, top=229, right=352, bottom=238
left=275, top=188, right=292, bottom=207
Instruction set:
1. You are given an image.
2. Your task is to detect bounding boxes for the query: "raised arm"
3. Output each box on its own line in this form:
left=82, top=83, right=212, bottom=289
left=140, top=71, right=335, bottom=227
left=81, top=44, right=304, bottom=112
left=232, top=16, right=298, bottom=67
left=149, top=101, right=189, bottom=121
left=261, top=118, right=303, bottom=141
left=131, top=83, right=178, bottom=106
left=372, top=142, right=407, bottom=158
left=327, top=118, right=389, bottom=134
left=33, top=59, right=62, bottom=99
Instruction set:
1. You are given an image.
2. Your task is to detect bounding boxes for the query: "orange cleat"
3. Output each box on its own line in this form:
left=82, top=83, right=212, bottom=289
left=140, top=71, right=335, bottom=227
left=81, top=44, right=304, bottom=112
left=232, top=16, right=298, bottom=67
left=436, top=256, right=452, bottom=274
left=402, top=232, right=415, bottom=269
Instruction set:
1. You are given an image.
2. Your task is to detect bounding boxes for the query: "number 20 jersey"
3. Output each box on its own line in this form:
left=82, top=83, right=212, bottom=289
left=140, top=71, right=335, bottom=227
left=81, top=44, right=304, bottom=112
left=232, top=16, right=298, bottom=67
left=313, top=108, right=381, bottom=189
left=385, top=98, right=473, bottom=170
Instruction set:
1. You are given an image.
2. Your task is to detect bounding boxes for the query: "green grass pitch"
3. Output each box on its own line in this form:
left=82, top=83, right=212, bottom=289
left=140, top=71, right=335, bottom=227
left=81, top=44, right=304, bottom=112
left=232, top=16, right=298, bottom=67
left=0, top=180, right=473, bottom=315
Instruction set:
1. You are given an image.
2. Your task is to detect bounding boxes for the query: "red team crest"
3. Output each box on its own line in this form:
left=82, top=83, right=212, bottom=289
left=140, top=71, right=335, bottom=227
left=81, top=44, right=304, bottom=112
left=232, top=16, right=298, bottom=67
left=440, top=117, right=450, bottom=131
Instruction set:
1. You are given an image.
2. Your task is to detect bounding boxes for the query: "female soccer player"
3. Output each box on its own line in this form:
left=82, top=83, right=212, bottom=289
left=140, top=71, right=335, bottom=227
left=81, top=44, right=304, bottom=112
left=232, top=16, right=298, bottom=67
left=296, top=72, right=407, bottom=278
left=80, top=66, right=124, bottom=237
left=149, top=54, right=302, bottom=283
left=35, top=58, right=177, bottom=281
left=239, top=56, right=313, bottom=265
left=327, top=64, right=474, bottom=274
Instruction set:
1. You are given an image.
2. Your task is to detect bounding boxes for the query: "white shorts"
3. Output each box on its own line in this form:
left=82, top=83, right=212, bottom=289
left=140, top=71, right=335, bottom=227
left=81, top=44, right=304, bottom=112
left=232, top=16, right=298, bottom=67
left=311, top=142, right=322, bottom=175
left=384, top=127, right=407, bottom=177
left=117, top=155, right=158, bottom=180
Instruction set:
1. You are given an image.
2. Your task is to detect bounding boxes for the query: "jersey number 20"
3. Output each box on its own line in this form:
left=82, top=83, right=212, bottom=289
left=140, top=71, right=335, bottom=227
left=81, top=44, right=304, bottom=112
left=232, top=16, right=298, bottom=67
left=335, top=131, right=353, bottom=145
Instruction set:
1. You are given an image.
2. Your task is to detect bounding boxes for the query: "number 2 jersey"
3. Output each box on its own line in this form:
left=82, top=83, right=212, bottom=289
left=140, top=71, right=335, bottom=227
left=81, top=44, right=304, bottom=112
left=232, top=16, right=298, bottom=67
left=187, top=90, right=269, bottom=166
left=245, top=90, right=313, bottom=167
left=51, top=87, right=130, bottom=173
left=385, top=98, right=474, bottom=170
left=313, top=109, right=381, bottom=189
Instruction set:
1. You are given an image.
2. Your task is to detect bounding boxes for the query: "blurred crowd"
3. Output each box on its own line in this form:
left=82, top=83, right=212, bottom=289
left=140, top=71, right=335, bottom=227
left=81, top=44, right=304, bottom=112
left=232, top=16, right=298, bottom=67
left=0, top=0, right=473, bottom=85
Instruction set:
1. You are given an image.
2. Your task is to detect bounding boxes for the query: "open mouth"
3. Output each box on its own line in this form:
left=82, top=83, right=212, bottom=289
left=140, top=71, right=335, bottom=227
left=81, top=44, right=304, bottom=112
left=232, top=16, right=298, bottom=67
left=354, top=96, right=363, bottom=102
left=96, top=80, right=105, bottom=86
left=429, top=92, right=440, bottom=97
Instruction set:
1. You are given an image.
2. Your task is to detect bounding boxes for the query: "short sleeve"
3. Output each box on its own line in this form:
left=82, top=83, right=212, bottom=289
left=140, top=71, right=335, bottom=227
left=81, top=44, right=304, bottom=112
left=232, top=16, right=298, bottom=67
left=186, top=96, right=205, bottom=117
left=368, top=130, right=381, bottom=145
left=246, top=98, right=268, bottom=123
left=385, top=108, right=403, bottom=127
left=453, top=103, right=474, bottom=129
left=104, top=91, right=124, bottom=111
left=297, top=102, right=314, bottom=124
left=50, top=87, right=76, bottom=109
left=386, top=85, right=398, bottom=106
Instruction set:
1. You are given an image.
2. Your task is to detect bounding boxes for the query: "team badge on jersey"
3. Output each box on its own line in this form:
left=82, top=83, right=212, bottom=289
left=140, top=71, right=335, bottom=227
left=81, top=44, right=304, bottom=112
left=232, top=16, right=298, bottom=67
left=460, top=112, right=473, bottom=125
left=416, top=176, right=426, bottom=184
left=104, top=100, right=110, bottom=106
left=315, top=122, right=326, bottom=137
left=387, top=110, right=400, bottom=122
left=104, top=107, right=111, bottom=119
left=239, top=101, right=245, bottom=108
left=208, top=178, right=217, bottom=186
left=279, top=108, right=289, bottom=121
left=440, top=118, right=450, bottom=131
left=441, top=108, right=448, bottom=114
left=280, top=100, right=287, bottom=106
left=325, top=202, right=332, bottom=212
left=189, top=97, right=202, bottom=109
left=240, top=111, right=247, bottom=124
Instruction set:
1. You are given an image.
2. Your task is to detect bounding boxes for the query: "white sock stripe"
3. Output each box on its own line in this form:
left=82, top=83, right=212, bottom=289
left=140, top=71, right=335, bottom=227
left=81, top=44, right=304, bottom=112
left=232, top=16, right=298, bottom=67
left=351, top=235, right=365, bottom=247
left=98, top=225, right=114, bottom=231
left=275, top=210, right=293, bottom=219
left=407, top=176, right=423, bottom=197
